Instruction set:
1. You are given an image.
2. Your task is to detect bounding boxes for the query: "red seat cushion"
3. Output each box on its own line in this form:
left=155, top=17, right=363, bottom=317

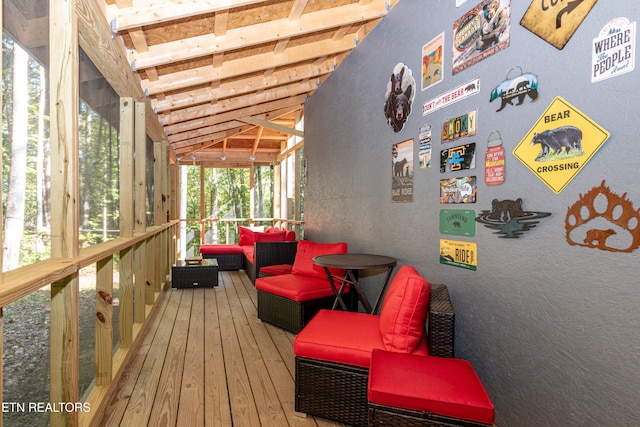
left=368, top=350, right=495, bottom=425
left=291, top=240, right=348, bottom=279
left=259, top=263, right=293, bottom=276
left=294, top=310, right=428, bottom=368
left=242, top=245, right=255, bottom=263
left=256, top=274, right=336, bottom=302
left=199, top=244, right=243, bottom=255
left=379, top=266, right=430, bottom=353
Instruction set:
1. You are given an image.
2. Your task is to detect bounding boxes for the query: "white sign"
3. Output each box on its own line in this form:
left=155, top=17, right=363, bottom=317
left=592, top=17, right=635, bottom=83
left=456, top=0, right=471, bottom=7
left=423, top=78, right=480, bottom=116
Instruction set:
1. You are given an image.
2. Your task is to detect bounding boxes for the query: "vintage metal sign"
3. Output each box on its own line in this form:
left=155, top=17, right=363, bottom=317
left=440, top=143, right=476, bottom=173
left=485, top=131, right=505, bottom=185
left=422, top=32, right=445, bottom=91
left=419, top=123, right=433, bottom=169
left=592, top=17, right=635, bottom=83
left=520, top=0, right=598, bottom=50
left=423, top=77, right=480, bottom=116
left=392, top=139, right=414, bottom=203
left=489, top=67, right=539, bottom=112
left=452, top=0, right=511, bottom=75
left=512, top=97, right=610, bottom=194
left=440, top=239, right=477, bottom=270
left=442, top=109, right=477, bottom=143
left=440, top=209, right=477, bottom=237
left=440, top=176, right=477, bottom=204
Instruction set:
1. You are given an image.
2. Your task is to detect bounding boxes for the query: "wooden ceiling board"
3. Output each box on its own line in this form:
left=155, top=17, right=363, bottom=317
left=101, top=0, right=396, bottom=165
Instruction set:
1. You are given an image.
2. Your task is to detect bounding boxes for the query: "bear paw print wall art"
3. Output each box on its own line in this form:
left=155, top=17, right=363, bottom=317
left=565, top=180, right=640, bottom=252
left=383, top=63, right=416, bottom=132
left=476, top=198, right=551, bottom=238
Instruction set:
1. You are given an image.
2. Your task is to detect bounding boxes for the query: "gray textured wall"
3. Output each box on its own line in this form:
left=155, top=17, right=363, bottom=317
left=303, top=1, right=640, bottom=426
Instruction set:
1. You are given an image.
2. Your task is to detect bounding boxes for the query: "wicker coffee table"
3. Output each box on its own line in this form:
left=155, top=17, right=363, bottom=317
left=171, top=258, right=219, bottom=288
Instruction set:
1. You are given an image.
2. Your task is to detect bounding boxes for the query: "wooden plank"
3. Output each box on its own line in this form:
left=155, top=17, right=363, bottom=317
left=134, top=102, right=147, bottom=234
left=148, top=289, right=192, bottom=426
left=216, top=272, right=261, bottom=426
left=177, top=289, right=205, bottom=426
left=119, top=246, right=134, bottom=348
left=203, top=283, right=232, bottom=426
left=226, top=272, right=289, bottom=426
left=119, top=97, right=135, bottom=237
left=134, top=241, right=147, bottom=323
left=119, top=290, right=182, bottom=427
left=88, top=289, right=174, bottom=427
left=96, top=256, right=114, bottom=386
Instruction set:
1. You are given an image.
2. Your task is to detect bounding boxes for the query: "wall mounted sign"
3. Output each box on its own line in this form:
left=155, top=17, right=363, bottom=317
left=440, top=176, right=477, bottom=204
left=384, top=63, right=416, bottom=132
left=423, top=77, right=480, bottom=116
left=452, top=0, right=511, bottom=75
left=489, top=67, right=539, bottom=112
left=457, top=0, right=471, bottom=7
left=565, top=180, right=640, bottom=252
left=476, top=198, right=551, bottom=238
left=392, top=139, right=414, bottom=203
left=592, top=17, right=636, bottom=83
left=440, top=239, right=477, bottom=270
left=440, top=209, right=477, bottom=237
left=440, top=143, right=476, bottom=173
left=485, top=131, right=505, bottom=185
left=520, top=0, right=598, bottom=50
left=422, top=32, right=445, bottom=91
left=419, top=123, right=433, bottom=169
left=512, top=96, right=610, bottom=194
left=442, top=109, right=477, bottom=143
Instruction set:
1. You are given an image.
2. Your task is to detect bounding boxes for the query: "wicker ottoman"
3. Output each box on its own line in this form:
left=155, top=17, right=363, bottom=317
left=368, top=350, right=495, bottom=427
left=171, top=259, right=219, bottom=288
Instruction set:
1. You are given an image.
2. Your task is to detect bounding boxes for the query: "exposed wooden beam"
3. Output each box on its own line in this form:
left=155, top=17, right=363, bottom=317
left=239, top=116, right=303, bottom=138
left=142, top=36, right=355, bottom=95
left=129, top=0, right=387, bottom=70
left=108, top=0, right=267, bottom=31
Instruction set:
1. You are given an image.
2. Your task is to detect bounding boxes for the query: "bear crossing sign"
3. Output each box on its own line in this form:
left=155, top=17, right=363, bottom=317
left=513, top=96, right=610, bottom=194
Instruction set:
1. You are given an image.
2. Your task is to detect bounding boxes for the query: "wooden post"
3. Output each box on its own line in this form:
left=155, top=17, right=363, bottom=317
left=134, top=102, right=149, bottom=315
left=119, top=97, right=135, bottom=348
left=95, top=256, right=113, bottom=386
left=50, top=0, right=80, bottom=425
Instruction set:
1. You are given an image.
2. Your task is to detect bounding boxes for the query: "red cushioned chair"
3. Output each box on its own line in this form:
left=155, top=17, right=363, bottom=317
left=255, top=240, right=357, bottom=334
left=293, top=266, right=455, bottom=427
left=368, top=349, right=495, bottom=427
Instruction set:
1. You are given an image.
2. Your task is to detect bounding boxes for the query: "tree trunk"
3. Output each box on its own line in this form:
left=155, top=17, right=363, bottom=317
left=3, top=44, right=29, bottom=270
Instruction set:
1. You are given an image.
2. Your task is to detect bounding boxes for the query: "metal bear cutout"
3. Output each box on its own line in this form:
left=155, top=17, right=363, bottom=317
left=476, top=198, right=551, bottom=238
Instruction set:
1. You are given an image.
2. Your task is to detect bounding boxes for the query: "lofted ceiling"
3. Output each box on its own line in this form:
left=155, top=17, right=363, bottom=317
left=104, top=0, right=399, bottom=167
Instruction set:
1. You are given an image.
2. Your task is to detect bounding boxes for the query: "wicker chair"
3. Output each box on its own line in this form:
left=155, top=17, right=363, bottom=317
left=245, top=240, right=299, bottom=284
left=294, top=282, right=454, bottom=427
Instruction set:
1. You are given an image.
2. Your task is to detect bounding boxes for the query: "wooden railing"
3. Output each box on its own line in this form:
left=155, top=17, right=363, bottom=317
left=0, top=221, right=179, bottom=427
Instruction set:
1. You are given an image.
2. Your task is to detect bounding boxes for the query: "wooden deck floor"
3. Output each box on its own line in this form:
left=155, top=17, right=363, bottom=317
left=93, top=270, right=343, bottom=427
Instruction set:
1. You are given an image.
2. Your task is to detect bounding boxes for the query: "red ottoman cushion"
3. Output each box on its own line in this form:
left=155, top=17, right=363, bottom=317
left=199, top=244, right=243, bottom=255
left=260, top=264, right=293, bottom=276
left=256, top=274, right=336, bottom=302
left=368, top=350, right=495, bottom=425
left=294, top=310, right=428, bottom=369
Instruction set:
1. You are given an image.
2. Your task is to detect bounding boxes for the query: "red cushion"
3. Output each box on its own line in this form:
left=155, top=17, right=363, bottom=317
left=295, top=310, right=429, bottom=368
left=291, top=240, right=348, bottom=279
left=256, top=274, right=336, bottom=301
left=379, top=266, right=430, bottom=353
left=238, top=226, right=264, bottom=246
left=255, top=230, right=286, bottom=242
left=259, top=264, right=293, bottom=276
left=284, top=230, right=296, bottom=241
left=199, top=244, right=243, bottom=254
left=242, top=245, right=255, bottom=263
left=368, top=350, right=495, bottom=425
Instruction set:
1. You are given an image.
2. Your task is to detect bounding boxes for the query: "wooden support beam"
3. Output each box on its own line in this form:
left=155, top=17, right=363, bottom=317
left=239, top=115, right=303, bottom=138
left=96, top=256, right=114, bottom=386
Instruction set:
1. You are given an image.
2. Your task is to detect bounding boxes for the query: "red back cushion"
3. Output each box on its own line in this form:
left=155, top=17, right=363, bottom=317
left=291, top=240, right=348, bottom=279
left=254, top=230, right=286, bottom=242
left=238, top=226, right=264, bottom=245
left=379, top=266, right=431, bottom=353
left=284, top=230, right=296, bottom=241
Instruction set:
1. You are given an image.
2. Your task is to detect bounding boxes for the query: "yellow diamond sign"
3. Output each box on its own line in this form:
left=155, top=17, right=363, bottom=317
left=513, top=96, right=610, bottom=194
